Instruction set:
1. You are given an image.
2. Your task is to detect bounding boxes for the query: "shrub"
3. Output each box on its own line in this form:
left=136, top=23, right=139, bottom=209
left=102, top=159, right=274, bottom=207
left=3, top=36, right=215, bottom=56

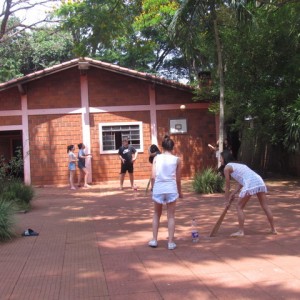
left=0, top=179, right=35, bottom=211
left=0, top=198, right=17, bottom=241
left=0, top=147, right=24, bottom=181
left=193, top=168, right=224, bottom=194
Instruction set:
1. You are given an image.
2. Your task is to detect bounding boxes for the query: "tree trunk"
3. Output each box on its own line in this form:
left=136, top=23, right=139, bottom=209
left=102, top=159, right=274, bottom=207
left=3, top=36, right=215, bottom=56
left=213, top=18, right=225, bottom=167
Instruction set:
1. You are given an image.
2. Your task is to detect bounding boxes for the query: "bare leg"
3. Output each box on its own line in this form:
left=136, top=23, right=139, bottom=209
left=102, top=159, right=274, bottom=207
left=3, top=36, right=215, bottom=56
left=129, top=172, right=134, bottom=188
left=82, top=168, right=90, bottom=187
left=77, top=169, right=82, bottom=186
left=152, top=202, right=163, bottom=241
left=166, top=201, right=176, bottom=243
left=70, top=171, right=76, bottom=189
left=231, top=195, right=251, bottom=236
left=119, top=173, right=125, bottom=189
left=257, top=192, right=277, bottom=234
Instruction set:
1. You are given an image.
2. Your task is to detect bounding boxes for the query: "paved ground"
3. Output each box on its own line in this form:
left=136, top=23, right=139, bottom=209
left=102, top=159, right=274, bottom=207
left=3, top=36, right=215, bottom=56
left=1, top=179, right=300, bottom=300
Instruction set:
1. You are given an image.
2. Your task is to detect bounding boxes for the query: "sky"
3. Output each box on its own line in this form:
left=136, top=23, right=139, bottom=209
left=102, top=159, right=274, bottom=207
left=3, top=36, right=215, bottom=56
left=0, top=0, right=60, bottom=25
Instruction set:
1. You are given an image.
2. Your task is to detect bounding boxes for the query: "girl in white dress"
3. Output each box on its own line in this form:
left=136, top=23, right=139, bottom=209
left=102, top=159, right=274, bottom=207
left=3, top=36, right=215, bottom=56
left=148, top=135, right=182, bottom=250
left=220, top=150, right=277, bottom=237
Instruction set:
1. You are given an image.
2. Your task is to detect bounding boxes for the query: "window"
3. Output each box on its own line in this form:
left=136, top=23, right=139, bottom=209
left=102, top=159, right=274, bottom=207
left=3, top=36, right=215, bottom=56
left=99, top=122, right=143, bottom=154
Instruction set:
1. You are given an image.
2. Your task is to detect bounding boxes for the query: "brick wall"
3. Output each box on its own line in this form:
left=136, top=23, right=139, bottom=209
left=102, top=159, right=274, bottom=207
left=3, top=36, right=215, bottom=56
left=29, top=114, right=82, bottom=185
left=27, top=69, right=81, bottom=109
left=0, top=65, right=217, bottom=185
left=155, top=85, right=193, bottom=104
left=156, top=109, right=216, bottom=177
left=90, top=111, right=152, bottom=182
left=0, top=116, right=22, bottom=126
left=88, top=68, right=149, bottom=106
left=0, top=87, right=21, bottom=110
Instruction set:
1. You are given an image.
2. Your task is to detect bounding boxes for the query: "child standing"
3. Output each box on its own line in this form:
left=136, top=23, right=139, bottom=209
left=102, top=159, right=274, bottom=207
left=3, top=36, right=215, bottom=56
left=67, top=145, right=77, bottom=190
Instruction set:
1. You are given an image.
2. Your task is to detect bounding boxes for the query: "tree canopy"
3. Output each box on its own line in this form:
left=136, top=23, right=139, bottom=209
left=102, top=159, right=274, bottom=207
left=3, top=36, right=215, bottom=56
left=0, top=0, right=299, bottom=156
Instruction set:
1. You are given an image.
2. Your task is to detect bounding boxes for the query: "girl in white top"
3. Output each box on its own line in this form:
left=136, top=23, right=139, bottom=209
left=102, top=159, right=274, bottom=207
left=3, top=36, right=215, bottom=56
left=67, top=145, right=77, bottom=190
left=148, top=135, right=182, bottom=250
left=221, top=150, right=277, bottom=237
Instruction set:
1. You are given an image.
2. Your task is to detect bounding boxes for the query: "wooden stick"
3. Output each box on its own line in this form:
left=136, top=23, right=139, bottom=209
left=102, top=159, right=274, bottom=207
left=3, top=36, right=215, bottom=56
left=209, top=196, right=235, bottom=237
left=145, top=178, right=151, bottom=195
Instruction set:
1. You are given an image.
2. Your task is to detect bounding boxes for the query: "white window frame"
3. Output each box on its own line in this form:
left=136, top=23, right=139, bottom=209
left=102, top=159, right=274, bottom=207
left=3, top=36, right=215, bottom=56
left=99, top=121, right=144, bottom=154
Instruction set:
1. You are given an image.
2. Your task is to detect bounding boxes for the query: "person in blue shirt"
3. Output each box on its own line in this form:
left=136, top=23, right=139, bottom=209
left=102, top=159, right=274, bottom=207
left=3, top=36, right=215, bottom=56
left=77, top=143, right=92, bottom=188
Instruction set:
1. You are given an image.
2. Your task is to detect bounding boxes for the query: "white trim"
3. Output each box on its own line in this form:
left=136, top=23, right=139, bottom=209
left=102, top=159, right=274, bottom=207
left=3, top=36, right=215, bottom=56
left=27, top=108, right=83, bottom=115
left=99, top=121, right=144, bottom=154
left=0, top=125, right=23, bottom=131
left=149, top=85, right=158, bottom=145
left=80, top=74, right=92, bottom=183
left=21, top=94, right=31, bottom=185
left=0, top=103, right=209, bottom=117
left=0, top=110, right=22, bottom=116
left=89, top=105, right=150, bottom=113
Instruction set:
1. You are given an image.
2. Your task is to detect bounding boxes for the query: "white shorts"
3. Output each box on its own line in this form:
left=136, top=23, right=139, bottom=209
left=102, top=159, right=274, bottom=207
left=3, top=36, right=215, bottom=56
left=152, top=193, right=178, bottom=204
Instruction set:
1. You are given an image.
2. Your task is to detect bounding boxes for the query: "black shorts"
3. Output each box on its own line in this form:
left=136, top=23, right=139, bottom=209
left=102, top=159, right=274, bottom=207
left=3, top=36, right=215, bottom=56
left=120, top=163, right=134, bottom=174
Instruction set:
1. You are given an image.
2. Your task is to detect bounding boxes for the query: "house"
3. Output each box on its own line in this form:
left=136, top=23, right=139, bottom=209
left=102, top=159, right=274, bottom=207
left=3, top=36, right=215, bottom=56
left=0, top=58, right=218, bottom=186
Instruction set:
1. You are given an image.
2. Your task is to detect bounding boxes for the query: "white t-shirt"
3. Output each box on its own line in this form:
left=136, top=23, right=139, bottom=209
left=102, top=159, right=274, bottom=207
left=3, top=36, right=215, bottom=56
left=153, top=153, right=179, bottom=194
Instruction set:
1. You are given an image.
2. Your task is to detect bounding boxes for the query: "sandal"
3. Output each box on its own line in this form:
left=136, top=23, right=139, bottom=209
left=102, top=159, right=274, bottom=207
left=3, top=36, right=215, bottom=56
left=22, top=228, right=39, bottom=236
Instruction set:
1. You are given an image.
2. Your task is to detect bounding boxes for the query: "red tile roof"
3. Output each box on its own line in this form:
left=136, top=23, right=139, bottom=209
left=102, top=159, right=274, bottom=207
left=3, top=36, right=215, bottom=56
left=0, top=58, right=193, bottom=92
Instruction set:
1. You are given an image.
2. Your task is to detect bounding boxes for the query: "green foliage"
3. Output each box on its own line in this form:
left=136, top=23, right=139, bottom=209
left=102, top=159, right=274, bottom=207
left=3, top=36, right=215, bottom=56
left=222, top=2, right=300, bottom=151
left=192, top=168, right=224, bottom=194
left=283, top=97, right=300, bottom=153
left=0, top=179, right=34, bottom=211
left=0, top=27, right=74, bottom=82
left=0, top=198, right=17, bottom=241
left=0, top=147, right=24, bottom=180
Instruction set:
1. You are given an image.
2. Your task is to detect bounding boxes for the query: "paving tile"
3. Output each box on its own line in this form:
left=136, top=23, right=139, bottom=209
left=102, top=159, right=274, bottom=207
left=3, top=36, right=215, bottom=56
left=0, top=179, right=300, bottom=299
left=258, top=278, right=300, bottom=299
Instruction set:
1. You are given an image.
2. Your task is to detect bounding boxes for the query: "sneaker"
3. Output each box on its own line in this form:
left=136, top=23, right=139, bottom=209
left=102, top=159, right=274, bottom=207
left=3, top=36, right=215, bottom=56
left=230, top=231, right=244, bottom=237
left=168, top=242, right=176, bottom=250
left=148, top=240, right=158, bottom=248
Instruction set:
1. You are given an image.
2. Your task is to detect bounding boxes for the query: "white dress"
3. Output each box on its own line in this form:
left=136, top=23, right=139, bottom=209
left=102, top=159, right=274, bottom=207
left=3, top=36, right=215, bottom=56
left=227, top=163, right=267, bottom=198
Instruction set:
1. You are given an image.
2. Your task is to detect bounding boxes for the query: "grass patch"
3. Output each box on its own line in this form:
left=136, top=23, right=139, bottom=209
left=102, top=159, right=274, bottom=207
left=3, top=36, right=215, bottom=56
left=0, top=198, right=17, bottom=241
left=0, top=179, right=34, bottom=211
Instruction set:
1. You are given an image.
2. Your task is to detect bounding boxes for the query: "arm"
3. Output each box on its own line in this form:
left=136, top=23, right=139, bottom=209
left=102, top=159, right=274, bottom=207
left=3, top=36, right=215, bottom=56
left=119, top=155, right=125, bottom=164
left=132, top=149, right=138, bottom=162
left=208, top=144, right=216, bottom=151
left=69, top=153, right=77, bottom=163
left=176, top=157, right=183, bottom=198
left=151, top=156, right=157, bottom=183
left=224, top=165, right=242, bottom=205
left=79, top=150, right=92, bottom=158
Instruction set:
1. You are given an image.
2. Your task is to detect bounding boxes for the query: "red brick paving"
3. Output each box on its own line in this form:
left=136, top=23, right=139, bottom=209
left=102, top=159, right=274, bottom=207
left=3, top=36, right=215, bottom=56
left=1, top=179, right=300, bottom=299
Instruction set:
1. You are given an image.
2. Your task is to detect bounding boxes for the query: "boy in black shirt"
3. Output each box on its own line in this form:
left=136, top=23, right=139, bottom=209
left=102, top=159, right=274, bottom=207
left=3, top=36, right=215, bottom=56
left=118, top=137, right=138, bottom=190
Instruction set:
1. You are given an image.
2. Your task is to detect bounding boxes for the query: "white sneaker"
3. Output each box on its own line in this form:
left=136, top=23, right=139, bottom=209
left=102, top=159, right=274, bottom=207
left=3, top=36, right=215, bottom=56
left=148, top=240, right=158, bottom=248
left=168, top=242, right=176, bottom=250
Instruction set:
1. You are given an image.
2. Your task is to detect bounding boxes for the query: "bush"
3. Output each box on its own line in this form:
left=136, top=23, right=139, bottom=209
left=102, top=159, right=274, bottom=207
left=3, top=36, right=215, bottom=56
left=0, top=198, right=17, bottom=241
left=193, top=168, right=224, bottom=194
left=0, top=147, right=24, bottom=181
left=0, top=179, right=35, bottom=211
